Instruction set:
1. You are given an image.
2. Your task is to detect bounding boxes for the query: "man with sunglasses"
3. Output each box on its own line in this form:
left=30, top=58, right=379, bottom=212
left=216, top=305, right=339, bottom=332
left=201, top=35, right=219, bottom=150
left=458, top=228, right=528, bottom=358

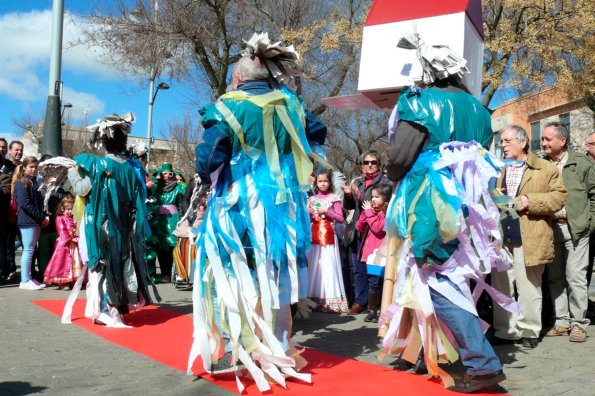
left=342, top=150, right=389, bottom=314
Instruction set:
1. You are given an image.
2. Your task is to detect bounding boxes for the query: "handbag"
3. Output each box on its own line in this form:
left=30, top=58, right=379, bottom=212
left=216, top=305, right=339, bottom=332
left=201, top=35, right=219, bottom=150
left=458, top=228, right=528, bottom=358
left=499, top=207, right=521, bottom=245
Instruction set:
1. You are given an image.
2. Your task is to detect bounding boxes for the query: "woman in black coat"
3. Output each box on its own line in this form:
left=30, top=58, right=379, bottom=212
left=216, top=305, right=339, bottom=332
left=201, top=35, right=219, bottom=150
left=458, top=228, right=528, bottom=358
left=13, top=156, right=49, bottom=290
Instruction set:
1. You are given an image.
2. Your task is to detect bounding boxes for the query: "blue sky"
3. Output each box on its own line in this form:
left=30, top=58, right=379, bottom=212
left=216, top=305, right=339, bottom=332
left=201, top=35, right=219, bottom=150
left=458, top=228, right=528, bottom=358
left=0, top=0, right=198, bottom=154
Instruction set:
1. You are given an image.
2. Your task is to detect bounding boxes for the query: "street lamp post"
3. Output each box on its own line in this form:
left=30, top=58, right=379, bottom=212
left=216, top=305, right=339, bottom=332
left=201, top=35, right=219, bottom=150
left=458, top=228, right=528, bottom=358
left=41, top=0, right=65, bottom=156
left=146, top=82, right=170, bottom=166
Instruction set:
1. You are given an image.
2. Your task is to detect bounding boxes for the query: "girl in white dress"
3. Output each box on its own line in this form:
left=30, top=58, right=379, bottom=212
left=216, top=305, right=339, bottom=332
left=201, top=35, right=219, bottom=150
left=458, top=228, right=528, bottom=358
left=306, top=169, right=349, bottom=313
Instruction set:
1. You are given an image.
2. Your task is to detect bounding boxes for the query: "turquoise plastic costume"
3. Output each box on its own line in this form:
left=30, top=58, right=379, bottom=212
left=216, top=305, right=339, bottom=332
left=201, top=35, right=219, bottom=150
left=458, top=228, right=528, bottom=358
left=75, top=153, right=152, bottom=313
left=391, top=87, right=493, bottom=266
left=381, top=85, right=517, bottom=388
left=189, top=85, right=318, bottom=391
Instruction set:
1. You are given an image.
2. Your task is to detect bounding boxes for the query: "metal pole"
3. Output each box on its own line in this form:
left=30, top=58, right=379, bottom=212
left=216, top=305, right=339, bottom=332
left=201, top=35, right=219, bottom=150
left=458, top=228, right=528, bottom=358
left=145, top=0, right=159, bottom=168
left=41, top=0, right=65, bottom=156
left=146, top=77, right=155, bottom=166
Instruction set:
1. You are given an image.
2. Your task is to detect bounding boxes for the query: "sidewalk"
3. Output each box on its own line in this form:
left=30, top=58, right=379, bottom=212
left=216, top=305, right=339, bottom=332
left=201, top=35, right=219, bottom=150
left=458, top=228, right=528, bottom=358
left=1, top=260, right=594, bottom=395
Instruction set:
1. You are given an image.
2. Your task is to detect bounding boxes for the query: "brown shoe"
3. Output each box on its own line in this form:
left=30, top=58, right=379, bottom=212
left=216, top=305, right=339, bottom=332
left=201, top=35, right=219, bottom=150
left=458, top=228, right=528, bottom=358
left=448, top=370, right=506, bottom=393
left=569, top=325, right=587, bottom=343
left=545, top=325, right=569, bottom=337
left=348, top=303, right=366, bottom=315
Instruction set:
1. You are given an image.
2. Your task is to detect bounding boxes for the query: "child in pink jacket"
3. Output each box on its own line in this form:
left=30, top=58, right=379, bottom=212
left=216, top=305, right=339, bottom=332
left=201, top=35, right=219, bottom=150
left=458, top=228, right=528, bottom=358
left=355, top=183, right=393, bottom=322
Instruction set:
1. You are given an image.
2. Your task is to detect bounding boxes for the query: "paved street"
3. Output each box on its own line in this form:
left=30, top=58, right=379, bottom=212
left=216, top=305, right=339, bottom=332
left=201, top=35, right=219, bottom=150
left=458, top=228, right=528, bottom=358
left=1, top=256, right=594, bottom=395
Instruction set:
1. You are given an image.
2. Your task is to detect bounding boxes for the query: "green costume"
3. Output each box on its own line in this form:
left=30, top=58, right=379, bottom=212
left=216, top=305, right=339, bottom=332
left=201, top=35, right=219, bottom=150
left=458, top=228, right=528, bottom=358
left=154, top=182, right=186, bottom=248
left=76, top=153, right=152, bottom=312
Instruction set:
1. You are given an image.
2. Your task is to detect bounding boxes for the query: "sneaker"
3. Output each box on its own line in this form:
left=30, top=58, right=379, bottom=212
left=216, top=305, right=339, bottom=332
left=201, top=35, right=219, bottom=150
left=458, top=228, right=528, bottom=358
left=31, top=279, right=46, bottom=288
left=205, top=351, right=245, bottom=374
left=569, top=325, right=587, bottom=343
left=545, top=325, right=569, bottom=336
left=19, top=281, right=43, bottom=290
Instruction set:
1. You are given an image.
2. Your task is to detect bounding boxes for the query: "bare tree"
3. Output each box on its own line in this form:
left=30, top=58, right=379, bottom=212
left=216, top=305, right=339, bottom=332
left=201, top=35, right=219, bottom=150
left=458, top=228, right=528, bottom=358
left=163, top=115, right=202, bottom=179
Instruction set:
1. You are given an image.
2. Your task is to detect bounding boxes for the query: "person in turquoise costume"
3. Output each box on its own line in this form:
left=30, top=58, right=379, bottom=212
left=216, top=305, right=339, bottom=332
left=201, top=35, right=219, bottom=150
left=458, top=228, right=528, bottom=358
left=127, top=141, right=158, bottom=284
left=63, top=113, right=153, bottom=328
left=187, top=33, right=326, bottom=392
left=153, top=162, right=186, bottom=283
left=379, top=34, right=516, bottom=393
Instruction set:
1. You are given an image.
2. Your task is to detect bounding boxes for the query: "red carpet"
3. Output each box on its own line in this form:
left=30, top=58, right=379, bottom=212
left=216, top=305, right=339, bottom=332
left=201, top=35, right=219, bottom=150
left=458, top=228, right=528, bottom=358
left=33, top=300, right=504, bottom=395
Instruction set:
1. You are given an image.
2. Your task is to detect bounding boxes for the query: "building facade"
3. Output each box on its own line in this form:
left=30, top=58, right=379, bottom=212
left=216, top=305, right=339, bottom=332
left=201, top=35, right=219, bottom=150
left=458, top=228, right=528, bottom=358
left=491, top=85, right=594, bottom=157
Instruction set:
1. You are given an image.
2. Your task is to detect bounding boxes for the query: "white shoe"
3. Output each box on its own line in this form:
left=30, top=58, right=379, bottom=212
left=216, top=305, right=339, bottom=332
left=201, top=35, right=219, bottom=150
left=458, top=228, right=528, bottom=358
left=32, top=279, right=46, bottom=288
left=19, top=281, right=43, bottom=290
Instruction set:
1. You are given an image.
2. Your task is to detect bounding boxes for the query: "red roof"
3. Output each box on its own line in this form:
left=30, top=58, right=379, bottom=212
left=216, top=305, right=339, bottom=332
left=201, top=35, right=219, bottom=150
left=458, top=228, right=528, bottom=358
left=365, top=0, right=484, bottom=39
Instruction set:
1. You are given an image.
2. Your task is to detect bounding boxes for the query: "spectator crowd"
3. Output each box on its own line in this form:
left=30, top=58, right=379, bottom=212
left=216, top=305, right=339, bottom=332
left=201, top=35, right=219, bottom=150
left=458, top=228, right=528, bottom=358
left=2, top=125, right=593, bottom=340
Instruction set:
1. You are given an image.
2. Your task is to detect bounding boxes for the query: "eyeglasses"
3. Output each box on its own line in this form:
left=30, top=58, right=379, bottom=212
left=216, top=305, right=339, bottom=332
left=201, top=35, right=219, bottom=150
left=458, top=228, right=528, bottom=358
left=362, top=160, right=378, bottom=166
left=498, top=138, right=518, bottom=146
left=586, top=142, right=595, bottom=146
left=162, top=172, right=174, bottom=177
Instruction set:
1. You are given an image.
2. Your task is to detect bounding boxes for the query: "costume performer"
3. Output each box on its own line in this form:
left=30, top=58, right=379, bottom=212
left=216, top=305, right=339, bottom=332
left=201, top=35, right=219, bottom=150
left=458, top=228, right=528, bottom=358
left=61, top=113, right=153, bottom=327
left=153, top=162, right=186, bottom=283
left=188, top=32, right=326, bottom=392
left=379, top=34, right=519, bottom=393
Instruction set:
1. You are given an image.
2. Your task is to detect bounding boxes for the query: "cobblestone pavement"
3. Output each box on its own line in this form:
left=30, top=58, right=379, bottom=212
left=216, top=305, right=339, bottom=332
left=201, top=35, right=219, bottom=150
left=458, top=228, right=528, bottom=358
left=2, top=258, right=594, bottom=395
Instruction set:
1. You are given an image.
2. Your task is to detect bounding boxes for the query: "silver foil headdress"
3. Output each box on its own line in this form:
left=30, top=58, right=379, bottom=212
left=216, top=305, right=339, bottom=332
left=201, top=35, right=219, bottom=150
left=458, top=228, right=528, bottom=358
left=242, top=32, right=301, bottom=84
left=87, top=112, right=136, bottom=149
left=397, top=31, right=469, bottom=86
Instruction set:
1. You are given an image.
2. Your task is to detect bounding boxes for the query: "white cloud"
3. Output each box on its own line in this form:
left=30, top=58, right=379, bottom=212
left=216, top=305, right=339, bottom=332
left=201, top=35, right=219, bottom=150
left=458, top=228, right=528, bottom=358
left=61, top=87, right=105, bottom=124
left=0, top=9, right=133, bottom=102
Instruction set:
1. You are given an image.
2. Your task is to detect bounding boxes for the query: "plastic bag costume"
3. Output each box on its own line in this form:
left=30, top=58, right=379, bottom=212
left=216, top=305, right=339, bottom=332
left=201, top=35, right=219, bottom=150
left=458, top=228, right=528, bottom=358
left=379, top=54, right=519, bottom=387
left=188, top=33, right=325, bottom=392
left=61, top=113, right=153, bottom=327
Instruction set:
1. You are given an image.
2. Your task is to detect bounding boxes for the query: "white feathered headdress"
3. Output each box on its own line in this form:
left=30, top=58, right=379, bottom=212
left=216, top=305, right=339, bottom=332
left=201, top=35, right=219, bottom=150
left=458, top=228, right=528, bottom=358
left=242, top=32, right=301, bottom=84
left=87, top=112, right=136, bottom=150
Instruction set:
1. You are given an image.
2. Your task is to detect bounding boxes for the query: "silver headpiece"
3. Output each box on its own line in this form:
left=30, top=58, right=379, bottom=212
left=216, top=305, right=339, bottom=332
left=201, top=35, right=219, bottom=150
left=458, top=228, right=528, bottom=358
left=87, top=112, right=136, bottom=149
left=242, top=32, right=301, bottom=84
left=397, top=31, right=469, bottom=85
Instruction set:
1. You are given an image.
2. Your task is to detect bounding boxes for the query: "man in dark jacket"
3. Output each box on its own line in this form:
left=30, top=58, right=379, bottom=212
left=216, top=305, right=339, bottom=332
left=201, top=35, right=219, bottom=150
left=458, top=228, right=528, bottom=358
left=0, top=153, right=12, bottom=281
left=542, top=122, right=595, bottom=343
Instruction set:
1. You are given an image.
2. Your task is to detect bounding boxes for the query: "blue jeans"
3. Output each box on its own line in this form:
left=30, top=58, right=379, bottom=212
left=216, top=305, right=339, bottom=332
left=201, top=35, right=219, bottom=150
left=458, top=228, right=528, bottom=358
left=367, top=273, right=382, bottom=294
left=430, top=275, right=502, bottom=375
left=19, top=225, right=41, bottom=284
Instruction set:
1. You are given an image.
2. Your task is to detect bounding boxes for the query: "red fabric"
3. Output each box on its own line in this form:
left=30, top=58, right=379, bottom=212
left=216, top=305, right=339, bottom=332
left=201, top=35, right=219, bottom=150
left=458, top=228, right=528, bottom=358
left=8, top=196, right=17, bottom=224
left=364, top=172, right=380, bottom=189
left=311, top=218, right=335, bottom=245
left=355, top=209, right=386, bottom=262
left=32, top=300, right=505, bottom=395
